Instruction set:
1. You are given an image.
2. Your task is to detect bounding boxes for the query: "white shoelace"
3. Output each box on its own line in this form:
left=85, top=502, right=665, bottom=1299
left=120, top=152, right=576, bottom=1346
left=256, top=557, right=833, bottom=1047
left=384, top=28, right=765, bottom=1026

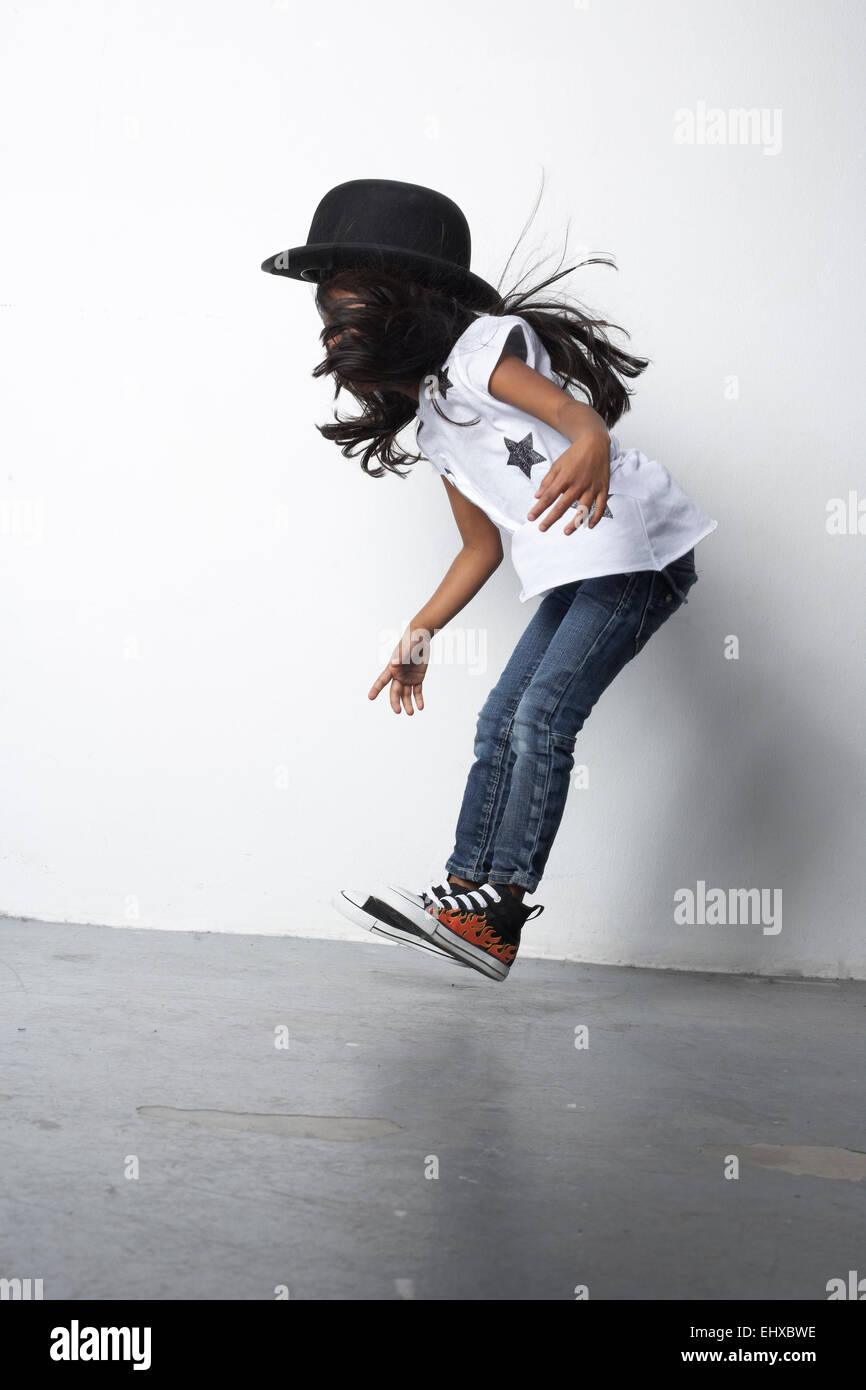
left=422, top=881, right=503, bottom=912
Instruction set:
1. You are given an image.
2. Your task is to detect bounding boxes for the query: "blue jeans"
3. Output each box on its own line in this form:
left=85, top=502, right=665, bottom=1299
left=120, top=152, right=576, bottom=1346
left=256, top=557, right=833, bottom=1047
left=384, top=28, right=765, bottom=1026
left=445, top=549, right=700, bottom=894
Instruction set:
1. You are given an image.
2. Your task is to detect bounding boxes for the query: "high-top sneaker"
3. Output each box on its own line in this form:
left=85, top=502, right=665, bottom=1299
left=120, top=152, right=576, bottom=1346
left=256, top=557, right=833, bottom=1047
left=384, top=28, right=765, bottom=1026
left=378, top=879, right=544, bottom=982
left=426, top=882, right=543, bottom=981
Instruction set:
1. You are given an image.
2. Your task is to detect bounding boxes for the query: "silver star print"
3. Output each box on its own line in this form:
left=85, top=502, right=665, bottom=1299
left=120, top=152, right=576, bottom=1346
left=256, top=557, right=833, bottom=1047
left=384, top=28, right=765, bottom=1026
left=437, top=367, right=453, bottom=397
left=504, top=431, right=546, bottom=479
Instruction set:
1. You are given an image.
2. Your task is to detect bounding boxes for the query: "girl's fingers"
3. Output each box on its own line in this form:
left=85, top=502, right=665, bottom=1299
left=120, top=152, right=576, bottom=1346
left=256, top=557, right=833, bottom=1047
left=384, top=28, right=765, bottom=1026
left=370, top=668, right=427, bottom=713
left=368, top=666, right=391, bottom=699
left=579, top=491, right=604, bottom=530
left=527, top=470, right=561, bottom=520
left=538, top=490, right=581, bottom=532
left=587, top=487, right=609, bottom=529
left=563, top=492, right=594, bottom=536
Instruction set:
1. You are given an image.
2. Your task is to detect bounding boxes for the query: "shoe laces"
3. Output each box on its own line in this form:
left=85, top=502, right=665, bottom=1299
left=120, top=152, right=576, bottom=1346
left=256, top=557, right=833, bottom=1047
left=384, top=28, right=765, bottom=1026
left=422, top=881, right=503, bottom=913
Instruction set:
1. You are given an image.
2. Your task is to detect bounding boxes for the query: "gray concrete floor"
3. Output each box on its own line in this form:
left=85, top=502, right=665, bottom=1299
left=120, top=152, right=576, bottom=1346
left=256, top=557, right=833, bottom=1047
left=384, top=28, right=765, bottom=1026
left=1, top=917, right=864, bottom=1301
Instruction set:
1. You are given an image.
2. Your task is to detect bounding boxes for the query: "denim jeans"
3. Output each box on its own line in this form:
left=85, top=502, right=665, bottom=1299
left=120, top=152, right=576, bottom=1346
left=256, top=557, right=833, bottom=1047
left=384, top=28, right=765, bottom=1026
left=445, top=549, right=700, bottom=895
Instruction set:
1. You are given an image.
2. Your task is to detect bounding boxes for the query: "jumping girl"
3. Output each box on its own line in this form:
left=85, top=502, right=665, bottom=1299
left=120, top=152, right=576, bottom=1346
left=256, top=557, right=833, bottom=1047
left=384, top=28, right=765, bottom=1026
left=261, top=178, right=718, bottom=983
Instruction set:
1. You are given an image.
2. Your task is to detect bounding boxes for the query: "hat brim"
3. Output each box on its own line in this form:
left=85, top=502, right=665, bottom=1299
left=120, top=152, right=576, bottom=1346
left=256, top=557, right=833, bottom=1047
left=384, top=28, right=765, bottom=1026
left=260, top=242, right=501, bottom=311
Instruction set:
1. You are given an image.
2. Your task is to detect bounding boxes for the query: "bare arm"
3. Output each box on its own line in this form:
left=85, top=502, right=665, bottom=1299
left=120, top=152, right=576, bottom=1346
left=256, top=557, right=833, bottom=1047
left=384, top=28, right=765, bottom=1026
left=411, top=478, right=503, bottom=634
left=368, top=478, right=503, bottom=715
left=488, top=351, right=612, bottom=534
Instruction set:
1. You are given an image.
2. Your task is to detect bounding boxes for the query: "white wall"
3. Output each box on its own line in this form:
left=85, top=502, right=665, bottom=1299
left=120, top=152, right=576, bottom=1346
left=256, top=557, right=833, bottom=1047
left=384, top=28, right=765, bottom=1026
left=1, top=0, right=864, bottom=977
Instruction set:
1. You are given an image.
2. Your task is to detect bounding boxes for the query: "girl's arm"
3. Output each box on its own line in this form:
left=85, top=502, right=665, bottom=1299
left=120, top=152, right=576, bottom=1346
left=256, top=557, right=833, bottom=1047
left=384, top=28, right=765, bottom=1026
left=368, top=478, right=503, bottom=715
left=488, top=352, right=612, bottom=535
left=409, top=478, right=504, bottom=633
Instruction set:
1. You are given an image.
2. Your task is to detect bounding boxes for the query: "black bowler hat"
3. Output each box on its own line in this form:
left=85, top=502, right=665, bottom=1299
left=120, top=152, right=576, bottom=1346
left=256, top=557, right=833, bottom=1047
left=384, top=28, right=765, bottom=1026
left=260, top=178, right=501, bottom=310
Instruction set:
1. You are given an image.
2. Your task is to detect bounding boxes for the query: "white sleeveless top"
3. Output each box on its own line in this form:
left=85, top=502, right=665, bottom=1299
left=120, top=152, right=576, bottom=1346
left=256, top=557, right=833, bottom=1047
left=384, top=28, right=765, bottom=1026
left=414, top=313, right=718, bottom=602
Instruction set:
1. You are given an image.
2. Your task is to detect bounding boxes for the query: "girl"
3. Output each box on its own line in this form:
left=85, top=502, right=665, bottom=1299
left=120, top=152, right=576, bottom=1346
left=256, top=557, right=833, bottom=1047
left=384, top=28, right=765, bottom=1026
left=262, top=179, right=717, bottom=983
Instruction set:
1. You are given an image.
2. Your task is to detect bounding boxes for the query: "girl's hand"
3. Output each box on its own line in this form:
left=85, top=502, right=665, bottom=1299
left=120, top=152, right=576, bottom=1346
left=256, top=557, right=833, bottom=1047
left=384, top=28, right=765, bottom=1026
left=528, top=428, right=611, bottom=535
left=368, top=627, right=431, bottom=715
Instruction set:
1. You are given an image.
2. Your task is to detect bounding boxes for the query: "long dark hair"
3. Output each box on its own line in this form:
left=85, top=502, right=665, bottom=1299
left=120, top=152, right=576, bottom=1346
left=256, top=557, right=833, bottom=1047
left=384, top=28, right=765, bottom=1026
left=312, top=183, right=650, bottom=478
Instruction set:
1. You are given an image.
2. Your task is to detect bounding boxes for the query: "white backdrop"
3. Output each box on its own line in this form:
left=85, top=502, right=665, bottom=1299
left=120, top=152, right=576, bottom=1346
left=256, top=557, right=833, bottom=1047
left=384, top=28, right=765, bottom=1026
left=1, top=0, right=864, bottom=977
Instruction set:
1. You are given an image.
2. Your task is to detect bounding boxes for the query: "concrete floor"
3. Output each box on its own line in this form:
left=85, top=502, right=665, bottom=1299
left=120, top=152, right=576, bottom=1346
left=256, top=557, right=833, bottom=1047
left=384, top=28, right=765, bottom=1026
left=1, top=917, right=864, bottom=1301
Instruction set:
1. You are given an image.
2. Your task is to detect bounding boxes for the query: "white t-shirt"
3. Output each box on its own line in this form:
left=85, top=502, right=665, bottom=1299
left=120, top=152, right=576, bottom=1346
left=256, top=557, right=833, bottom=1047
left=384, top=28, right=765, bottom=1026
left=414, top=313, right=718, bottom=602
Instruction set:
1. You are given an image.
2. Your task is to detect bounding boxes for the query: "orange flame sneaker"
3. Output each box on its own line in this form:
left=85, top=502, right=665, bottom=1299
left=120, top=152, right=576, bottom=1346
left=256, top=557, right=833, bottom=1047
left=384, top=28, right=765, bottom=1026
left=399, top=880, right=544, bottom=982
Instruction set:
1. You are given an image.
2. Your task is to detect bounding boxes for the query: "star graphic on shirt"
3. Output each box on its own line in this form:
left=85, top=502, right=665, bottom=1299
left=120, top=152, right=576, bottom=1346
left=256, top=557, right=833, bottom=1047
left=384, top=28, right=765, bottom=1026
left=436, top=366, right=453, bottom=397
left=504, top=431, right=546, bottom=479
